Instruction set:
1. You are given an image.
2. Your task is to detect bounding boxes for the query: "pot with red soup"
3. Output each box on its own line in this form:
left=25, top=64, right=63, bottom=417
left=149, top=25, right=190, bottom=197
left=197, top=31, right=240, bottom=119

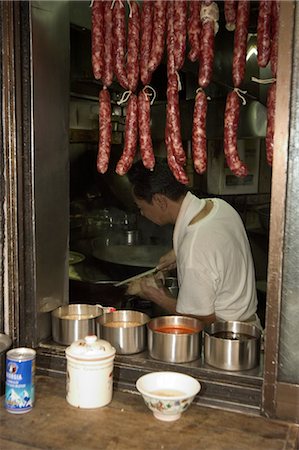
left=147, top=316, right=203, bottom=363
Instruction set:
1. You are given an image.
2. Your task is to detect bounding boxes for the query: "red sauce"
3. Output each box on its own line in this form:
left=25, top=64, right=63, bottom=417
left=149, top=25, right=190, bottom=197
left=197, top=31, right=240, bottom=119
left=154, top=326, right=196, bottom=335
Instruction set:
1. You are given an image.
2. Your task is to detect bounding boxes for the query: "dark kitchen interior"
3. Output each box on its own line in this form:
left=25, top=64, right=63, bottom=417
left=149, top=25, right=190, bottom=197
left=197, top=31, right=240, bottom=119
left=69, top=1, right=270, bottom=328
left=1, top=0, right=298, bottom=436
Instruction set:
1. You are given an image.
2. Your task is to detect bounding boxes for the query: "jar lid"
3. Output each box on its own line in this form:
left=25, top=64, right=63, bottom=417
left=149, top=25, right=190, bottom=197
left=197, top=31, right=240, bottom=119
left=65, top=335, right=115, bottom=359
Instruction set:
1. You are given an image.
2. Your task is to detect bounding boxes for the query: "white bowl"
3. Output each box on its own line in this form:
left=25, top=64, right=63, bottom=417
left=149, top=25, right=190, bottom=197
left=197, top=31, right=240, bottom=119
left=136, top=371, right=201, bottom=422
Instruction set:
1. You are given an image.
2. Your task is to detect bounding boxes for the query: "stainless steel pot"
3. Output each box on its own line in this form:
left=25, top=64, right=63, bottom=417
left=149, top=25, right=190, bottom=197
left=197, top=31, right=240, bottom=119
left=147, top=315, right=203, bottom=363
left=51, top=304, right=103, bottom=345
left=0, top=334, right=12, bottom=395
left=204, top=321, right=261, bottom=371
left=97, top=310, right=150, bottom=355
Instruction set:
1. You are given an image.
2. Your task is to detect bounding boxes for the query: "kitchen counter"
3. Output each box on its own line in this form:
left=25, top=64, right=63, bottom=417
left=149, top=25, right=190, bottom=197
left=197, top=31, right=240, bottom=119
left=1, top=375, right=298, bottom=450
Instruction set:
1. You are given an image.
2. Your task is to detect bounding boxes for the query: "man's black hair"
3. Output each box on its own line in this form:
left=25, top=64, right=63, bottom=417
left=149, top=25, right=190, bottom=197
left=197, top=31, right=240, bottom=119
left=127, top=158, right=188, bottom=203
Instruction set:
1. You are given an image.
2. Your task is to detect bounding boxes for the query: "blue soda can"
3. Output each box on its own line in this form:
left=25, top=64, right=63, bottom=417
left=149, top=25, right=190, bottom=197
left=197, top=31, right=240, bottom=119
left=5, top=347, right=36, bottom=414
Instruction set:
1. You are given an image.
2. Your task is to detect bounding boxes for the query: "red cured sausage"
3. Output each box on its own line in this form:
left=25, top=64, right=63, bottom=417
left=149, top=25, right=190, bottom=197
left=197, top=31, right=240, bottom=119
left=224, top=0, right=237, bottom=31
left=127, top=1, right=140, bottom=92
left=140, top=1, right=154, bottom=86
left=91, top=0, right=104, bottom=80
left=148, top=1, right=167, bottom=75
left=232, top=0, right=250, bottom=88
left=102, top=1, right=113, bottom=87
left=266, top=82, right=276, bottom=166
left=166, top=0, right=175, bottom=77
left=138, top=89, right=155, bottom=170
left=188, top=1, right=201, bottom=62
left=165, top=114, right=189, bottom=185
left=167, top=73, right=186, bottom=166
left=173, top=0, right=187, bottom=71
left=257, top=0, right=272, bottom=68
left=116, top=94, right=138, bottom=175
left=113, top=0, right=128, bottom=90
left=192, top=89, right=207, bottom=174
left=270, top=0, right=280, bottom=77
left=224, top=90, right=248, bottom=177
left=97, top=88, right=112, bottom=174
left=198, top=2, right=219, bottom=89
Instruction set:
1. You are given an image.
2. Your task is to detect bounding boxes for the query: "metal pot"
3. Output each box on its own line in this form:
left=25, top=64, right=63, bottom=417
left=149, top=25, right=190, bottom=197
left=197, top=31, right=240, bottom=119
left=97, top=310, right=150, bottom=355
left=51, top=304, right=103, bottom=345
left=0, top=334, right=12, bottom=395
left=147, top=315, right=203, bottom=363
left=204, top=321, right=261, bottom=371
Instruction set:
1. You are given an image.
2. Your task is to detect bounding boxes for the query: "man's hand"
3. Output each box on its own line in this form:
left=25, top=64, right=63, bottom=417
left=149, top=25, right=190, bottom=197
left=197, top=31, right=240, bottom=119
left=157, top=249, right=177, bottom=272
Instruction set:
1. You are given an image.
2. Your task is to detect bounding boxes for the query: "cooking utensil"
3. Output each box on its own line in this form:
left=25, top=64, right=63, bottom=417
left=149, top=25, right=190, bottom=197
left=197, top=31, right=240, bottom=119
left=51, top=304, right=103, bottom=345
left=97, top=310, right=150, bottom=354
left=147, top=316, right=203, bottom=363
left=92, top=241, right=171, bottom=269
left=204, top=321, right=261, bottom=371
left=114, top=267, right=158, bottom=287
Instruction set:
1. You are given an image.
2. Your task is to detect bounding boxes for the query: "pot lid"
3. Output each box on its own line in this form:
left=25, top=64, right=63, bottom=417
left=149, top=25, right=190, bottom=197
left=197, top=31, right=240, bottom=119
left=65, top=335, right=115, bottom=359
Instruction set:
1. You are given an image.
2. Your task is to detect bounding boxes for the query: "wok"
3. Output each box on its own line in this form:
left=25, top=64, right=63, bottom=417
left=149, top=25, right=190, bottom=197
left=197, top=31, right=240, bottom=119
left=69, top=279, right=128, bottom=307
left=92, top=240, right=171, bottom=279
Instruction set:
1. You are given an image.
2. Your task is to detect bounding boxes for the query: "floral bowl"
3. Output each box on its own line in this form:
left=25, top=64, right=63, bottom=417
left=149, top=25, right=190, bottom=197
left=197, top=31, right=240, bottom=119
left=136, top=371, right=201, bottom=422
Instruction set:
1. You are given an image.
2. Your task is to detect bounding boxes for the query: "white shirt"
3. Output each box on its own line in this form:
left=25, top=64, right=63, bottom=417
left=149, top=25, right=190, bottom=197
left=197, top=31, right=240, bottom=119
left=174, top=192, right=257, bottom=321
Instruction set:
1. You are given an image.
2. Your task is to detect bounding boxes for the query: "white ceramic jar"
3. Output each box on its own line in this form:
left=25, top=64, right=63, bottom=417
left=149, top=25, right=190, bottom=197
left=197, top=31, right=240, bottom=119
left=65, top=335, right=116, bottom=409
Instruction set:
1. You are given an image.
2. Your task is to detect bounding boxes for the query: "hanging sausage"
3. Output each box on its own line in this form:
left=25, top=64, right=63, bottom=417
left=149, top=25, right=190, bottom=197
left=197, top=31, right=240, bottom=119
left=187, top=1, right=201, bottom=62
left=257, top=0, right=272, bottom=68
left=165, top=0, right=188, bottom=184
left=223, top=0, right=249, bottom=177
left=92, top=0, right=113, bottom=175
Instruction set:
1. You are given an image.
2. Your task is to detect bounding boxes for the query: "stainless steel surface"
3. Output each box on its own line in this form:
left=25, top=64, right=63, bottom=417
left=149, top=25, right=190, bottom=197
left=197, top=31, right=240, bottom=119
left=51, top=304, right=103, bottom=345
left=92, top=242, right=171, bottom=268
left=147, top=316, right=203, bottom=363
left=165, top=277, right=179, bottom=298
left=0, top=334, right=12, bottom=394
left=97, top=310, right=150, bottom=355
left=32, top=1, right=70, bottom=342
left=114, top=267, right=158, bottom=287
left=204, top=321, right=261, bottom=371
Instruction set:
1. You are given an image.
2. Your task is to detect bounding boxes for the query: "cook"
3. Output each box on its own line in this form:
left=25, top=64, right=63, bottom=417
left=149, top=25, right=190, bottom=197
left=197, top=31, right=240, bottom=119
left=127, top=158, right=261, bottom=328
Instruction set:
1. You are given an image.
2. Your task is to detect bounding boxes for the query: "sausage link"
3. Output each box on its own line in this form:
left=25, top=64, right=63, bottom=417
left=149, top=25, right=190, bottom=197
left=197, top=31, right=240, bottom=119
left=138, top=90, right=155, bottom=170
left=91, top=0, right=104, bottom=80
left=173, top=0, right=187, bottom=71
left=192, top=89, right=207, bottom=174
left=224, top=91, right=248, bottom=177
left=116, top=94, right=138, bottom=175
left=266, top=82, right=276, bottom=166
left=166, top=0, right=175, bottom=76
left=113, top=0, right=128, bottom=89
left=257, top=0, right=272, bottom=68
left=232, top=0, right=250, bottom=88
left=198, top=1, right=219, bottom=88
left=148, top=1, right=167, bottom=75
left=140, top=1, right=154, bottom=86
left=127, top=1, right=140, bottom=92
left=165, top=114, right=189, bottom=185
left=102, top=1, right=113, bottom=87
left=224, top=0, right=237, bottom=31
left=167, top=73, right=186, bottom=166
left=188, top=1, right=201, bottom=62
left=270, top=0, right=280, bottom=77
left=97, top=88, right=112, bottom=174
left=198, top=20, right=215, bottom=88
